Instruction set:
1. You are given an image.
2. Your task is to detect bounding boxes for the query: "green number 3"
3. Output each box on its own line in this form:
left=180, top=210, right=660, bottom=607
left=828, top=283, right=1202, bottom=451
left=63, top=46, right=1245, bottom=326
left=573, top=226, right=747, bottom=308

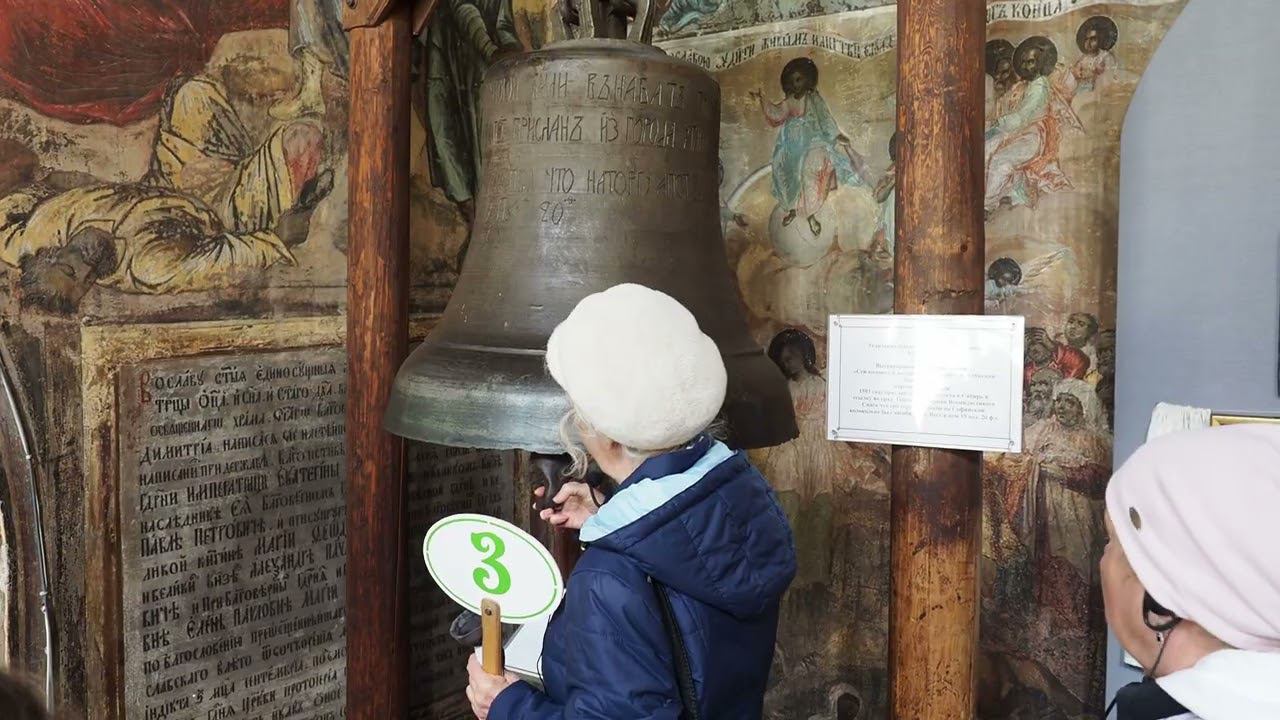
left=471, top=532, right=512, bottom=595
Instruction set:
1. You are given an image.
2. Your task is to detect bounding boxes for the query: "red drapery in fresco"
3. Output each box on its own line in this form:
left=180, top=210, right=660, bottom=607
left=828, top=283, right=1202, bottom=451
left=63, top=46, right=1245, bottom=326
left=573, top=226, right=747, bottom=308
left=0, top=0, right=289, bottom=126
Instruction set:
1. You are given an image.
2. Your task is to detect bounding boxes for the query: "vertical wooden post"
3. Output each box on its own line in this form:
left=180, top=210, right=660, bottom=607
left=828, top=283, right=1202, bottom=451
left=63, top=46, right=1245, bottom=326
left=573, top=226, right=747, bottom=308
left=891, top=1, right=986, bottom=719
left=551, top=530, right=583, bottom=581
left=345, top=4, right=412, bottom=719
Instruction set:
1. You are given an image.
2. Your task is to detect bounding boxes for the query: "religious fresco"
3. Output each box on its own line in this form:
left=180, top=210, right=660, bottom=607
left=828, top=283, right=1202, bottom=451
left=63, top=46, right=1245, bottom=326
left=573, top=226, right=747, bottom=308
left=980, top=3, right=1185, bottom=717
left=662, top=0, right=1185, bottom=717
left=0, top=0, right=1189, bottom=718
left=662, top=10, right=898, bottom=716
left=655, top=0, right=894, bottom=40
left=0, top=2, right=495, bottom=716
left=0, top=0, right=469, bottom=322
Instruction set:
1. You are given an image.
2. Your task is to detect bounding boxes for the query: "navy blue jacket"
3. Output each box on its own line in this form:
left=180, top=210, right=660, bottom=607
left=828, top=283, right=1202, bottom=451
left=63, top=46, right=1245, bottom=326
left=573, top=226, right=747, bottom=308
left=489, top=435, right=797, bottom=719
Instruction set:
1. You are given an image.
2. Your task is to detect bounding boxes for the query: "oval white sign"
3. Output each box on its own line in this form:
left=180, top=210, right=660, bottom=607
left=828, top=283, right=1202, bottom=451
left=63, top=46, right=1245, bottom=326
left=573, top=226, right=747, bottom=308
left=422, top=513, right=564, bottom=624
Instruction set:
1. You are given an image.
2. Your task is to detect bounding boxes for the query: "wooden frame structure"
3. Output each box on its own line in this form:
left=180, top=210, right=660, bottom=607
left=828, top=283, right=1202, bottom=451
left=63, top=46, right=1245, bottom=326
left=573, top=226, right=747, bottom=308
left=341, top=0, right=985, bottom=717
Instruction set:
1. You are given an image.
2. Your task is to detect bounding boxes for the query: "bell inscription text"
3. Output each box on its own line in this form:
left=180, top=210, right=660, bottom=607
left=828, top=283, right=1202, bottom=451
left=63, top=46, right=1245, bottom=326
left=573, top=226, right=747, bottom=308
left=478, top=56, right=720, bottom=230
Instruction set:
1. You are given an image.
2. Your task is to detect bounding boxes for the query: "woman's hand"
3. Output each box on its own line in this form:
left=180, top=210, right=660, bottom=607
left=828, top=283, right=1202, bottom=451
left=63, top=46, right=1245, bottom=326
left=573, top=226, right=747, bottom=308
left=466, top=655, right=517, bottom=719
left=534, top=481, right=599, bottom=530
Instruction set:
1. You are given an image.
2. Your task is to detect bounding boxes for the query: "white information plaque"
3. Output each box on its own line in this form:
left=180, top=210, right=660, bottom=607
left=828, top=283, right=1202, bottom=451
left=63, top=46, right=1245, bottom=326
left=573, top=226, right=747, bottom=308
left=827, top=314, right=1025, bottom=453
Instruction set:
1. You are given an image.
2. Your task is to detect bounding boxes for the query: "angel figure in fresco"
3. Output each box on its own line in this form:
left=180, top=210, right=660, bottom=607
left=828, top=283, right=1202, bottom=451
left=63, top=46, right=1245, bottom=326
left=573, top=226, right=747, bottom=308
left=422, top=0, right=523, bottom=224
left=985, top=39, right=1017, bottom=119
left=983, top=247, right=1073, bottom=316
left=994, top=379, right=1111, bottom=615
left=750, top=57, right=870, bottom=237
left=983, top=36, right=1083, bottom=218
left=1057, top=16, right=1120, bottom=104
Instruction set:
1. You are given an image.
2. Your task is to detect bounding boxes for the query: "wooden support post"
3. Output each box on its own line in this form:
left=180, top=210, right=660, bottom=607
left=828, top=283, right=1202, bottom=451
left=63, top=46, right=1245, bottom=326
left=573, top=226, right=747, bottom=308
left=551, top=530, right=583, bottom=582
left=345, top=4, right=412, bottom=720
left=891, top=1, right=986, bottom=719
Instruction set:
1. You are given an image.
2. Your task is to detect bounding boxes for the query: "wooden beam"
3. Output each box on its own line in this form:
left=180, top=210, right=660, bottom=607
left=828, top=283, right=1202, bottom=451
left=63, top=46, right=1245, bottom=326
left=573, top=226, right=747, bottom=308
left=890, top=1, right=986, bottom=719
left=345, top=4, right=412, bottom=720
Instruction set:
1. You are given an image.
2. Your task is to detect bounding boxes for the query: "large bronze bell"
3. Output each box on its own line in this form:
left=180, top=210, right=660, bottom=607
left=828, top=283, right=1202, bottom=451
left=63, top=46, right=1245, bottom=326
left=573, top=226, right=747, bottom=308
left=384, top=0, right=797, bottom=452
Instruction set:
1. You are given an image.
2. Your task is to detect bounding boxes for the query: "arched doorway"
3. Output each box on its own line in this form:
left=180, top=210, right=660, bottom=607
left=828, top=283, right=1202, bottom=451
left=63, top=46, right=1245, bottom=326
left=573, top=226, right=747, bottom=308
left=0, top=341, right=52, bottom=697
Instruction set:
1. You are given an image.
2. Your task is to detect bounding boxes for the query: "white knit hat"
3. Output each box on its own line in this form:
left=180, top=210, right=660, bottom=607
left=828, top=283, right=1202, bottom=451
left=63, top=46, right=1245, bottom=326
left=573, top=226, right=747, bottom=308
left=545, top=284, right=727, bottom=451
left=1106, top=423, right=1280, bottom=653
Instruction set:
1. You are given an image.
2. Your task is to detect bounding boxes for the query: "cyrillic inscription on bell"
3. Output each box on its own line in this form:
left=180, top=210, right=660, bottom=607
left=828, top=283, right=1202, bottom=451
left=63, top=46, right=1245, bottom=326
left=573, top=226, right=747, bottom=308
left=385, top=31, right=796, bottom=453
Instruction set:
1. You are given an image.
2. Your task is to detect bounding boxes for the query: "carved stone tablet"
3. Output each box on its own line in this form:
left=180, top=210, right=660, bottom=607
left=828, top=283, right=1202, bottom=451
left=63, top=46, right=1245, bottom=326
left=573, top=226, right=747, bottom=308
left=406, top=444, right=515, bottom=719
left=119, top=349, right=349, bottom=720
left=118, top=346, right=516, bottom=720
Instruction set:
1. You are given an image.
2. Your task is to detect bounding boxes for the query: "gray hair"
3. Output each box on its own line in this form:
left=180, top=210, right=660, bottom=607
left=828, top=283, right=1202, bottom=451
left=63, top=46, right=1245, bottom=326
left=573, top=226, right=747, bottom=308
left=557, top=407, right=728, bottom=479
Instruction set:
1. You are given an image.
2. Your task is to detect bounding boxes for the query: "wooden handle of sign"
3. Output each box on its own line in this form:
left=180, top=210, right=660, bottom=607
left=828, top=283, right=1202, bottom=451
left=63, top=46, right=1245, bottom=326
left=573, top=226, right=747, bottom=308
left=481, top=599, right=504, bottom=675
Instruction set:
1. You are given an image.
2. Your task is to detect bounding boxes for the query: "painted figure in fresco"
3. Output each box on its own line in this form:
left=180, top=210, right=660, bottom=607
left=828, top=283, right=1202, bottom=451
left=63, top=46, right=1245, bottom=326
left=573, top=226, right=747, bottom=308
left=757, top=328, right=846, bottom=588
left=660, top=0, right=721, bottom=33
left=513, top=0, right=574, bottom=50
left=1025, top=367, right=1063, bottom=424
left=984, top=248, right=1073, bottom=316
left=1085, top=329, right=1115, bottom=388
left=1019, top=379, right=1110, bottom=614
left=869, top=132, right=896, bottom=259
left=805, top=683, right=863, bottom=720
left=977, top=651, right=1087, bottom=720
left=0, top=162, right=331, bottom=312
left=1024, top=327, right=1089, bottom=388
left=146, top=72, right=327, bottom=237
left=1059, top=16, right=1119, bottom=102
left=990, top=378, right=1110, bottom=631
left=985, top=257, right=1024, bottom=312
left=720, top=160, right=749, bottom=234
left=1095, top=375, right=1114, bottom=431
left=423, top=0, right=522, bottom=223
left=985, top=39, right=1017, bottom=119
left=1060, top=312, right=1100, bottom=370
left=751, top=57, right=869, bottom=237
left=983, top=36, right=1083, bottom=218
left=0, top=2, right=290, bottom=127
left=272, top=0, right=349, bottom=120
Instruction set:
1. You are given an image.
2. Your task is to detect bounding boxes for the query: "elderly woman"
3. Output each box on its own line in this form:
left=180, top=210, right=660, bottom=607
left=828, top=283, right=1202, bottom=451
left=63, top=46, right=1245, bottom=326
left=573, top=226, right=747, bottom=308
left=465, top=284, right=798, bottom=719
left=1103, top=424, right=1280, bottom=719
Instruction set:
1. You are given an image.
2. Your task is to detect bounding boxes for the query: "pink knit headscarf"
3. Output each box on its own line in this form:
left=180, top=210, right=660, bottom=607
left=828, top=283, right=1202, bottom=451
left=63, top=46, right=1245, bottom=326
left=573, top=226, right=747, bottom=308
left=1106, top=423, right=1280, bottom=653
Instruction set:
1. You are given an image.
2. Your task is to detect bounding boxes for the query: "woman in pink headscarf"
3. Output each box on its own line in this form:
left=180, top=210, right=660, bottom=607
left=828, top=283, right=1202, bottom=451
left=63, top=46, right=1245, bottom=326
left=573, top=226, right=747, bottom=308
left=1102, top=423, right=1280, bottom=719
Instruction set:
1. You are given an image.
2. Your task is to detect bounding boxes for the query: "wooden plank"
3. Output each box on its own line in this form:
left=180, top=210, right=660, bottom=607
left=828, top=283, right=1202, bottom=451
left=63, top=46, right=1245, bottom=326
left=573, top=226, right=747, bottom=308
left=345, top=3, right=413, bottom=719
left=890, top=1, right=986, bottom=719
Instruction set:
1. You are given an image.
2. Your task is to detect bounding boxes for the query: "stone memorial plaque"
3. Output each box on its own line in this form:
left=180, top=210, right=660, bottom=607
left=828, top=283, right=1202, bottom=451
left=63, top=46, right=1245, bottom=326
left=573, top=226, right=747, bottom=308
left=406, top=444, right=515, bottom=719
left=119, top=349, right=349, bottom=720
left=118, top=345, right=518, bottom=720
